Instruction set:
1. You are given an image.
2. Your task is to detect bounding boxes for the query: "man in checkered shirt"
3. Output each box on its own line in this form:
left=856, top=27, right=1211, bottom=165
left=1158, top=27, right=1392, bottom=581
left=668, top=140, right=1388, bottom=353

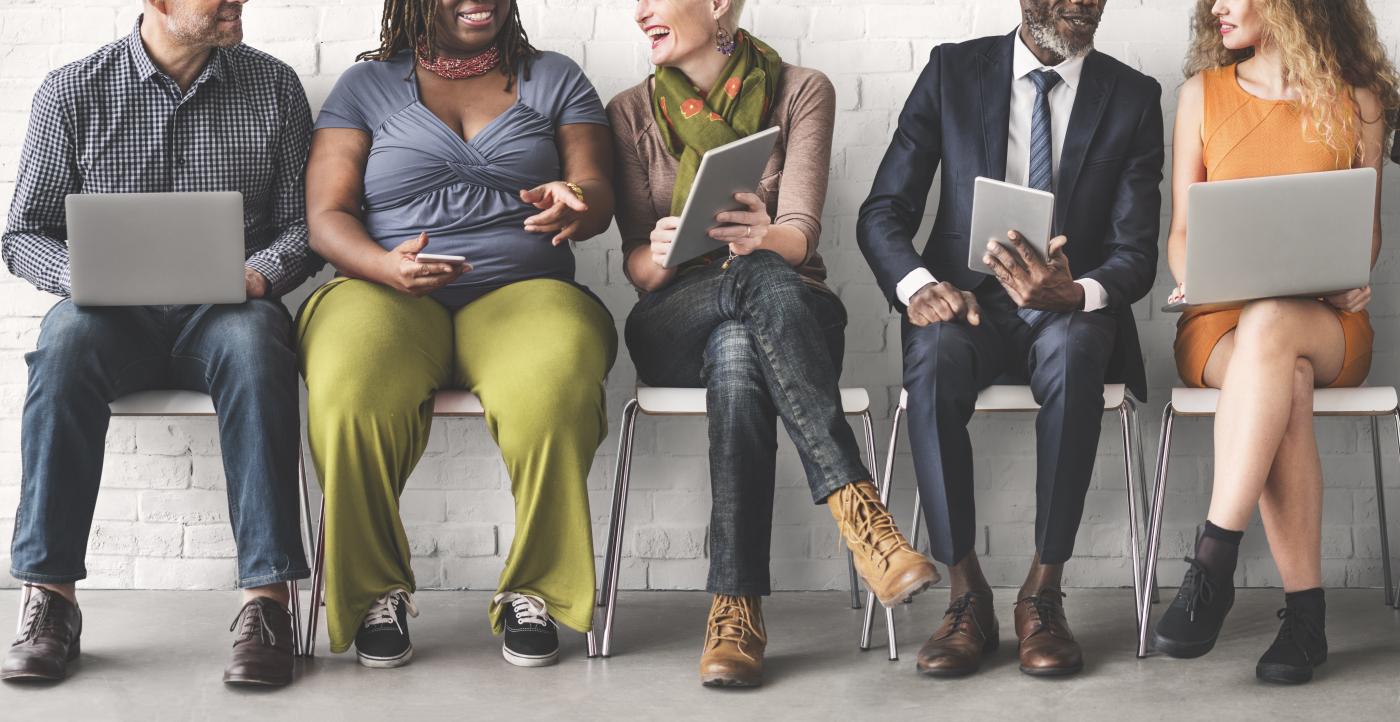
left=1, top=1, right=318, bottom=688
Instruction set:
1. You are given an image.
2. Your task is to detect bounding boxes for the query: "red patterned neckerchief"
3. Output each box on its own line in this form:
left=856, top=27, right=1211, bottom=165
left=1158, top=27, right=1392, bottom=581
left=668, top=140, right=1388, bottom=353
left=416, top=42, right=501, bottom=80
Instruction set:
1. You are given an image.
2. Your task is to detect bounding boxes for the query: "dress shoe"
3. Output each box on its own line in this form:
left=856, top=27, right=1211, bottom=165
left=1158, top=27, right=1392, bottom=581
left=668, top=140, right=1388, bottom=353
left=223, top=597, right=295, bottom=687
left=1, top=585, right=82, bottom=682
left=699, top=595, right=765, bottom=688
left=916, top=591, right=999, bottom=677
left=1013, top=588, right=1083, bottom=676
left=828, top=481, right=939, bottom=606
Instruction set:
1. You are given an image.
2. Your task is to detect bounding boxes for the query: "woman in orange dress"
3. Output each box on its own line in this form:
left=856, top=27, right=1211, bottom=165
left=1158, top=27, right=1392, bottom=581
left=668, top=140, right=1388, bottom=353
left=1152, top=0, right=1397, bottom=684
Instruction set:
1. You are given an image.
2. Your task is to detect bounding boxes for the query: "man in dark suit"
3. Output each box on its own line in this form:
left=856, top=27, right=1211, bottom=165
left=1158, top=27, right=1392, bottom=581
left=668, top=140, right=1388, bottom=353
left=858, top=0, right=1163, bottom=678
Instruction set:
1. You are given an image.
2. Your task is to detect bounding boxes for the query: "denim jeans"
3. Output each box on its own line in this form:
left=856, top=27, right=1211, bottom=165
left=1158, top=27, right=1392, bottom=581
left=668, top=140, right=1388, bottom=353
left=10, top=300, right=309, bottom=588
left=626, top=251, right=869, bottom=596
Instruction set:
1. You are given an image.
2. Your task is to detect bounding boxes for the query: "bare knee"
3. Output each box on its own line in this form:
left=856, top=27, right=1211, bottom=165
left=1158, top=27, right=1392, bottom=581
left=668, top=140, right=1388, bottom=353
left=1234, top=299, right=1310, bottom=356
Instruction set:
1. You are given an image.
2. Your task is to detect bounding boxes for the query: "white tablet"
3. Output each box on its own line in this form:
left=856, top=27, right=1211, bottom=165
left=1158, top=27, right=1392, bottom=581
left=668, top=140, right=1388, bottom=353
left=966, top=177, right=1055, bottom=275
left=663, top=126, right=781, bottom=269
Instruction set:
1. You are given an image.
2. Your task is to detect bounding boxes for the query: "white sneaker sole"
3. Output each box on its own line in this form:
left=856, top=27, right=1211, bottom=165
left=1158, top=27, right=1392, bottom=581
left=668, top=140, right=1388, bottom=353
left=502, top=644, right=558, bottom=668
left=357, top=646, right=413, bottom=669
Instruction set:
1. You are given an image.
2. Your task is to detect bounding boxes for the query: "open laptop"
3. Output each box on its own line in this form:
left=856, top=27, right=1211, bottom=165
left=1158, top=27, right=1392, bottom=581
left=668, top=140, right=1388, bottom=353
left=1164, top=168, right=1376, bottom=312
left=66, top=192, right=247, bottom=306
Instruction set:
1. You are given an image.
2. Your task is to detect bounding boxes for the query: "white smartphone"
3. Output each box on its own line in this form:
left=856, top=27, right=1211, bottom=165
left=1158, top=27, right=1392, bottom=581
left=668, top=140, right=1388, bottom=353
left=415, top=253, right=468, bottom=263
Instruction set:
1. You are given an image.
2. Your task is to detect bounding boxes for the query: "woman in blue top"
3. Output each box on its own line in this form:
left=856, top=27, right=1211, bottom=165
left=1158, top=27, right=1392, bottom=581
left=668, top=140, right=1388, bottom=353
left=300, top=0, right=615, bottom=669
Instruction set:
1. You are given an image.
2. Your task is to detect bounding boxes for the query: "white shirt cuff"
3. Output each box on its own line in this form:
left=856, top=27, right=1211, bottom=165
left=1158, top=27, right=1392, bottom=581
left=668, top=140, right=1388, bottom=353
left=896, top=268, right=938, bottom=306
left=1076, top=278, right=1108, bottom=311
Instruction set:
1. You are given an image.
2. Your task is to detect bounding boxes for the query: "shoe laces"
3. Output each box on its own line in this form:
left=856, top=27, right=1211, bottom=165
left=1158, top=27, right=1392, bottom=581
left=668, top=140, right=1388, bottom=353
left=363, top=589, right=418, bottom=633
left=1018, top=589, right=1067, bottom=632
left=1179, top=557, right=1218, bottom=623
left=706, top=595, right=766, bottom=658
left=18, top=588, right=60, bottom=644
left=493, top=592, right=552, bottom=629
left=936, top=592, right=987, bottom=639
left=1273, top=606, right=1324, bottom=659
left=837, top=483, right=906, bottom=571
left=228, top=599, right=278, bottom=647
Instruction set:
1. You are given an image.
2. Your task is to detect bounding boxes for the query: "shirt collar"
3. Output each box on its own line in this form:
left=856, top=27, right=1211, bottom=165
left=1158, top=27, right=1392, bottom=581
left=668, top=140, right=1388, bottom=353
left=1012, top=27, right=1085, bottom=90
left=126, top=15, right=227, bottom=87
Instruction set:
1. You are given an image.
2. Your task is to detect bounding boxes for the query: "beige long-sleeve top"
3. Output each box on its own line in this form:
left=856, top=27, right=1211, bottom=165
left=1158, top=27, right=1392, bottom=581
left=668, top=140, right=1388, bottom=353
left=606, top=63, right=836, bottom=294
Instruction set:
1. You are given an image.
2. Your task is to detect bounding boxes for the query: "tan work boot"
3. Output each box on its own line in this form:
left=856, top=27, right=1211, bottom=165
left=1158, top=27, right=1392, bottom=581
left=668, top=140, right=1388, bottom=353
left=829, top=480, right=940, bottom=607
left=699, top=595, right=766, bottom=688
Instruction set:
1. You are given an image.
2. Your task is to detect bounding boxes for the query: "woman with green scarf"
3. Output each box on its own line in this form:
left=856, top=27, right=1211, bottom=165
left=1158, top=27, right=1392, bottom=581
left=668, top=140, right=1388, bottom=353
left=607, top=0, right=938, bottom=688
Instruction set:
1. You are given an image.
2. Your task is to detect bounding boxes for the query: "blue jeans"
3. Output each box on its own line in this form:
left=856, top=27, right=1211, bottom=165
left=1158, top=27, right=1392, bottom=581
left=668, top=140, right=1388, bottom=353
left=625, top=251, right=868, bottom=596
left=10, top=300, right=309, bottom=588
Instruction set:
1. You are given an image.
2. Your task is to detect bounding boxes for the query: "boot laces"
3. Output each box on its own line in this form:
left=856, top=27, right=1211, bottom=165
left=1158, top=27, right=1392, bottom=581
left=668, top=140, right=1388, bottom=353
left=840, top=485, right=905, bottom=570
left=228, top=600, right=277, bottom=647
left=363, top=589, right=418, bottom=634
left=1179, top=557, right=1217, bottom=623
left=707, top=596, right=766, bottom=658
left=1274, top=607, right=1323, bottom=659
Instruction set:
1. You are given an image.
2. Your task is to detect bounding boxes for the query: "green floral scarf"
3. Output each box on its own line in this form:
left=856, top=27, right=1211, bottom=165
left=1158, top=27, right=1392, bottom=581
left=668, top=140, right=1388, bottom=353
left=652, top=30, right=782, bottom=216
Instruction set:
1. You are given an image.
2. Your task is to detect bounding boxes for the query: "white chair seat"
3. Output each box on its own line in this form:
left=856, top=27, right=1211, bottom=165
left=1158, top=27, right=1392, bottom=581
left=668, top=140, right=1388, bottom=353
left=109, top=390, right=216, bottom=416
left=636, top=387, right=871, bottom=416
left=432, top=391, right=485, bottom=416
left=1172, top=386, right=1400, bottom=417
left=896, top=383, right=1130, bottom=412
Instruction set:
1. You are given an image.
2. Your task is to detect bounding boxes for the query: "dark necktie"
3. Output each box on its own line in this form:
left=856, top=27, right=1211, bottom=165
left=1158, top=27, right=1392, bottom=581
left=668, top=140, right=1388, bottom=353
left=1027, top=69, right=1062, bottom=192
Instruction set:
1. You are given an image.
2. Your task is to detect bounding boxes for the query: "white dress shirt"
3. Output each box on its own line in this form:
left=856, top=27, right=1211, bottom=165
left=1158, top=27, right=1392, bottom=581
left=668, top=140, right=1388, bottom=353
left=895, top=31, right=1108, bottom=312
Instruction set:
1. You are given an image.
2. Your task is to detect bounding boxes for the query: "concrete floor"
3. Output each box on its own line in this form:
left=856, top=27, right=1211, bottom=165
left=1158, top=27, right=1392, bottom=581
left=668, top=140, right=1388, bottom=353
left=0, top=589, right=1395, bottom=721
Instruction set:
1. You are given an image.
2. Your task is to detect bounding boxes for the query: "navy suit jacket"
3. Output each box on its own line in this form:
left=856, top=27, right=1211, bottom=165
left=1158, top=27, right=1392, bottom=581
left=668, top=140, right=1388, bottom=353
left=857, top=32, right=1164, bottom=400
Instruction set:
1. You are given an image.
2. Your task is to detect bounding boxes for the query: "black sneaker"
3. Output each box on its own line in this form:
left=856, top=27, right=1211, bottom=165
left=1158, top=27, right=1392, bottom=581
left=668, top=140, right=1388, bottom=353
left=495, top=592, right=559, bottom=667
left=1152, top=557, right=1234, bottom=658
left=1257, top=605, right=1327, bottom=684
left=355, top=590, right=418, bottom=668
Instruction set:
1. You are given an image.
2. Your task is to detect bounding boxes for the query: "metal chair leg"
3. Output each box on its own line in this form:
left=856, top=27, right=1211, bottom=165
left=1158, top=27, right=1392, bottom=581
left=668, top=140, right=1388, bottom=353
left=294, top=448, right=315, bottom=657
left=1120, top=402, right=1146, bottom=637
left=1139, top=405, right=1176, bottom=658
left=598, top=400, right=640, bottom=658
left=305, top=502, right=326, bottom=657
left=862, top=404, right=903, bottom=659
left=1127, top=402, right=1159, bottom=604
left=1376, top=414, right=1396, bottom=607
left=596, top=399, right=638, bottom=610
left=848, top=412, right=881, bottom=612
left=15, top=583, right=33, bottom=635
left=287, top=579, right=302, bottom=657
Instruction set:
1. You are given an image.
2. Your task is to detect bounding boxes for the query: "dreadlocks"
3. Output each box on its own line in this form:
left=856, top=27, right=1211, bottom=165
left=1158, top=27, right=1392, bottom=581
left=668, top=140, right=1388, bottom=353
left=357, top=0, right=540, bottom=90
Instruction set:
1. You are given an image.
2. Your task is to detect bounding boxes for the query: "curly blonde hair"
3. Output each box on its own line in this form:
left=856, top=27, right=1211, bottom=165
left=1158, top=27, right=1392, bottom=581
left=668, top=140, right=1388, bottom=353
left=1184, top=0, right=1399, bottom=160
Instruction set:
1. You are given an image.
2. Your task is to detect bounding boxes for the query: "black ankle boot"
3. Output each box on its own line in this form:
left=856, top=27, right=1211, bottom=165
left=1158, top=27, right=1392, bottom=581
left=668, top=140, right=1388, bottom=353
left=1152, top=556, right=1235, bottom=658
left=1256, top=589, right=1327, bottom=684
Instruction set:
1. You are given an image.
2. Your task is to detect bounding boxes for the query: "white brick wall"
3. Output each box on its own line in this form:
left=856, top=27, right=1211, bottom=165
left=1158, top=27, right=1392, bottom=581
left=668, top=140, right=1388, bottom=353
left=0, top=0, right=1399, bottom=592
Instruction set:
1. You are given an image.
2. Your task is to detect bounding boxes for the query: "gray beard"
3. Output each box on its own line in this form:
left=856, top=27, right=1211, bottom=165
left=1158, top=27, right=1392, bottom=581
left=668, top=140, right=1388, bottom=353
left=1025, top=18, right=1093, bottom=62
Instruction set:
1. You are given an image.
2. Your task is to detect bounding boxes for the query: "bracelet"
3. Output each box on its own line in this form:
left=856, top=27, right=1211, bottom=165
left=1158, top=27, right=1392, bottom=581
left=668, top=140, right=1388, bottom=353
left=563, top=181, right=585, bottom=202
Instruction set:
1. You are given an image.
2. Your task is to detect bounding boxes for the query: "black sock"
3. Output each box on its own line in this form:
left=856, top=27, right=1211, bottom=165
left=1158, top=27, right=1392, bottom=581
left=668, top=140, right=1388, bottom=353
left=1194, top=521, right=1243, bottom=580
left=1285, top=587, right=1326, bottom=615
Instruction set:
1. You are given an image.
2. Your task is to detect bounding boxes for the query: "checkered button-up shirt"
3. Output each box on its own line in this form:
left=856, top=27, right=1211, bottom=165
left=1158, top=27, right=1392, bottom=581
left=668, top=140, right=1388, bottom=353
left=2, top=18, right=321, bottom=298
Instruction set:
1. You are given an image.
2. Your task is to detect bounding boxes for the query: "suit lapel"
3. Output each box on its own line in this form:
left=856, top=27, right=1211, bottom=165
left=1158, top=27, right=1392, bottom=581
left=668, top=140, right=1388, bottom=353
left=1055, top=51, right=1116, bottom=230
left=978, top=33, right=1015, bottom=181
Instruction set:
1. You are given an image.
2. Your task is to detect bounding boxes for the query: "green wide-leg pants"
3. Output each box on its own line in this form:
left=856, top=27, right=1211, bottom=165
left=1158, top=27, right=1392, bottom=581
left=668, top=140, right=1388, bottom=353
left=298, top=277, right=616, bottom=653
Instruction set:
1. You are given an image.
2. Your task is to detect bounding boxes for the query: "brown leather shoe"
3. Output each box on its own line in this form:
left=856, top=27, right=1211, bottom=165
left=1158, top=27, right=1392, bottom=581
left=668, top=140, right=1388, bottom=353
left=699, top=595, right=766, bottom=688
left=917, top=591, right=999, bottom=677
left=1014, top=589, right=1083, bottom=676
left=223, top=597, right=295, bottom=687
left=828, top=481, right=939, bottom=606
left=1, top=586, right=82, bottom=682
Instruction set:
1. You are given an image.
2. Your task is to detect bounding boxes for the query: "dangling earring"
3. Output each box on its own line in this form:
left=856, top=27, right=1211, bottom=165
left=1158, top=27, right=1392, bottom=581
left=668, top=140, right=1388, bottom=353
left=715, top=25, right=736, bottom=56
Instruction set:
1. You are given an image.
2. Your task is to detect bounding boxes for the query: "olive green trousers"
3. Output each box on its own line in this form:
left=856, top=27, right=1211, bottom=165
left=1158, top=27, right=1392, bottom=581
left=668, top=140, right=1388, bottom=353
left=297, top=277, right=616, bottom=653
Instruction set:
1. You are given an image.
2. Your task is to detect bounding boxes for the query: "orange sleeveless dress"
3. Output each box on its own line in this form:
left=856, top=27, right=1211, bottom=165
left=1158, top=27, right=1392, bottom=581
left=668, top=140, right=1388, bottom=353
left=1173, top=65, right=1373, bottom=388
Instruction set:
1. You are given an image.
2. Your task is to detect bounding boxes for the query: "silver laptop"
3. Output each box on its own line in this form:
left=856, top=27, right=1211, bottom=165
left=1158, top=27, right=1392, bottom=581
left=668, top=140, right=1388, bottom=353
left=66, top=192, right=247, bottom=306
left=1165, top=168, right=1376, bottom=312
